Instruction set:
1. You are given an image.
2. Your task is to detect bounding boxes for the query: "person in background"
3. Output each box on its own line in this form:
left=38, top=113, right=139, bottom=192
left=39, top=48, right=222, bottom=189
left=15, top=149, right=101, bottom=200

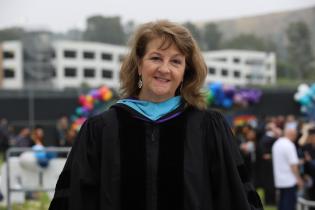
left=302, top=128, right=315, bottom=208
left=64, top=129, right=76, bottom=147
left=49, top=20, right=263, bottom=210
left=259, top=121, right=282, bottom=205
left=272, top=125, right=303, bottom=210
left=54, top=115, right=69, bottom=146
left=15, top=127, right=32, bottom=147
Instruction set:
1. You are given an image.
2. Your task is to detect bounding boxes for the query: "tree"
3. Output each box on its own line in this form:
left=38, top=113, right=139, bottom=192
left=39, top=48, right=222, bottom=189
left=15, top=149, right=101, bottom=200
left=0, top=27, right=25, bottom=42
left=182, top=22, right=204, bottom=49
left=222, top=34, right=274, bottom=51
left=83, top=16, right=125, bottom=45
left=286, top=21, right=314, bottom=79
left=203, top=23, right=222, bottom=50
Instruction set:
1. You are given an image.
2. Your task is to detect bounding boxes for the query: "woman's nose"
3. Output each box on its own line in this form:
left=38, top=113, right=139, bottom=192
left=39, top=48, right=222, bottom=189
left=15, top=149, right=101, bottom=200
left=158, top=61, right=171, bottom=73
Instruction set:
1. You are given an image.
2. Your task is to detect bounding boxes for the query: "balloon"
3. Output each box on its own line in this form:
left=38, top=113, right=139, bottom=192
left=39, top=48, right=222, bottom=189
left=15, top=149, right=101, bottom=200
left=206, top=91, right=214, bottom=104
left=75, top=107, right=83, bottom=116
left=86, top=95, right=94, bottom=104
left=222, top=98, right=233, bottom=108
left=223, top=85, right=236, bottom=98
left=99, top=86, right=109, bottom=95
left=91, top=89, right=100, bottom=99
left=299, top=95, right=312, bottom=106
left=78, top=95, right=86, bottom=105
left=298, top=83, right=310, bottom=95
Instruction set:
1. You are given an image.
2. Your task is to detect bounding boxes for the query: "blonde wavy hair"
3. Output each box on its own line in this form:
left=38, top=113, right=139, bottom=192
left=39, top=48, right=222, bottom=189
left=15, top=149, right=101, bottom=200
left=119, top=20, right=207, bottom=109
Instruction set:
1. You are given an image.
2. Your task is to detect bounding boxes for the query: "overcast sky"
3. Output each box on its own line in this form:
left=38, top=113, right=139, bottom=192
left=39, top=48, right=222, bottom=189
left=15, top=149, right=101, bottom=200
left=1, top=0, right=315, bottom=32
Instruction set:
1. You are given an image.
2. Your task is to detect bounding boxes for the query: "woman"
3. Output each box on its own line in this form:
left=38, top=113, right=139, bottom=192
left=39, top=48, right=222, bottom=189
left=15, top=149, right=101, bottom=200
left=49, top=20, right=263, bottom=210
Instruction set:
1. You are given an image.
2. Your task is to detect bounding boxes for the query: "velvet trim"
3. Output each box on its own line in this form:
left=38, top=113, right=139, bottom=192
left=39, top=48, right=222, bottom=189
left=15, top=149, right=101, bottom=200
left=116, top=106, right=186, bottom=210
left=117, top=110, right=147, bottom=210
left=157, top=114, right=185, bottom=210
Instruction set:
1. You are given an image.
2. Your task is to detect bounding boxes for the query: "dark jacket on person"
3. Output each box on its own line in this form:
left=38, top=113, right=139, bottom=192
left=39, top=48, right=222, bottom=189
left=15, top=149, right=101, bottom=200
left=49, top=104, right=263, bottom=210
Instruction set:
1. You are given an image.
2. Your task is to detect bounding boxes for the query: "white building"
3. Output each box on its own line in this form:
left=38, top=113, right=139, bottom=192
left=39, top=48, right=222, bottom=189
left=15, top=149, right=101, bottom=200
left=52, top=41, right=127, bottom=89
left=0, top=41, right=276, bottom=90
left=0, top=41, right=23, bottom=89
left=203, top=50, right=276, bottom=86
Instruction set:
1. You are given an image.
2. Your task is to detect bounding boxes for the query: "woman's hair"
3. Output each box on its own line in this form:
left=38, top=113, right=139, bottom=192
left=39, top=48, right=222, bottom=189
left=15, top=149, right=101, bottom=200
left=119, top=20, right=207, bottom=109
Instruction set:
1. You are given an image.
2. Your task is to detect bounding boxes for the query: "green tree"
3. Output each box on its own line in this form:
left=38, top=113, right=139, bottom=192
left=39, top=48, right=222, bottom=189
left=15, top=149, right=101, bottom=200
left=0, top=27, right=25, bottom=42
left=286, top=21, right=314, bottom=79
left=182, top=22, right=204, bottom=49
left=222, top=34, right=274, bottom=51
left=203, top=23, right=222, bottom=50
left=83, top=16, right=125, bottom=45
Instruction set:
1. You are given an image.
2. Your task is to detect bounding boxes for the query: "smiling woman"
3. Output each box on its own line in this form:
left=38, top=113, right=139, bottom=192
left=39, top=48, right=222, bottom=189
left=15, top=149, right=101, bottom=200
left=137, top=38, right=186, bottom=102
left=49, top=20, right=263, bottom=210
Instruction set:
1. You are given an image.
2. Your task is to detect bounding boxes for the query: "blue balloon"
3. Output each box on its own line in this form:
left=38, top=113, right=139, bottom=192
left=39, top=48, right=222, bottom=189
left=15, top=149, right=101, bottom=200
left=222, top=98, right=233, bottom=108
left=299, top=95, right=312, bottom=106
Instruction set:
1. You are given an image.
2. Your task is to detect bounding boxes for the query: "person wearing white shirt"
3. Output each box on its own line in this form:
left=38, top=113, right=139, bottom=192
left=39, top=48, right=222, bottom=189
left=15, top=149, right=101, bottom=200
left=272, top=126, right=303, bottom=210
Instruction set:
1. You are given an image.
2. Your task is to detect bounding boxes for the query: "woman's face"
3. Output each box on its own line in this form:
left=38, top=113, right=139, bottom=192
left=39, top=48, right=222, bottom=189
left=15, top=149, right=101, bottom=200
left=138, top=38, right=186, bottom=102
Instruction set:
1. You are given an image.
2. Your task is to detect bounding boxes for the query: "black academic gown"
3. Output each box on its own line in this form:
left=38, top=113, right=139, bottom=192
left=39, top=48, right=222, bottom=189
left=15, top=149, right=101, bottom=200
left=49, top=104, right=263, bottom=210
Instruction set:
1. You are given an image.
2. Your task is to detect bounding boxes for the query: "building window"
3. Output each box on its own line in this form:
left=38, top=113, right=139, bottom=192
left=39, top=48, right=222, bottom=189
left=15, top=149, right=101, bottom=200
left=51, top=50, right=56, bottom=58
left=64, top=50, right=76, bottom=58
left=102, top=69, right=113, bottom=79
left=84, top=68, right=95, bottom=78
left=51, top=67, right=56, bottom=77
left=246, top=74, right=251, bottom=80
left=3, top=51, right=14, bottom=59
left=64, top=67, right=77, bottom=77
left=221, top=69, right=228, bottom=76
left=213, top=57, right=226, bottom=62
left=101, top=53, right=113, bottom=61
left=83, top=51, right=95, bottom=59
left=4, top=68, right=15, bottom=78
left=233, top=57, right=240, bottom=63
left=233, top=70, right=241, bottom=78
left=208, top=67, right=216, bottom=75
left=245, top=59, right=263, bottom=65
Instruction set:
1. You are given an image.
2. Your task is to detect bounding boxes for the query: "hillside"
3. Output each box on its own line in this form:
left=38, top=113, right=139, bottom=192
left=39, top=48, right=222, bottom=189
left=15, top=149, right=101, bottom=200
left=201, top=5, right=315, bottom=58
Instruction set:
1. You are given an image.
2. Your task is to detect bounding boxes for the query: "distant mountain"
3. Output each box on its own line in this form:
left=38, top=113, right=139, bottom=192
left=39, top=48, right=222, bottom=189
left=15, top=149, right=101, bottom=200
left=201, top=5, right=315, bottom=59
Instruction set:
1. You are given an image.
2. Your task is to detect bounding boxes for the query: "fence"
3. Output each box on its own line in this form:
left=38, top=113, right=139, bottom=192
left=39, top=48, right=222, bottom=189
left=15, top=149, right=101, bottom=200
left=298, top=197, right=315, bottom=210
left=3, top=147, right=71, bottom=210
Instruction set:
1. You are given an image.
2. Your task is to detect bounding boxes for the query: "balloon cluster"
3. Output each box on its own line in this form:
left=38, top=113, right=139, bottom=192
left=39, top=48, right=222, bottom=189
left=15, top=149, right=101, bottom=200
left=71, top=86, right=114, bottom=131
left=206, top=82, right=262, bottom=109
left=294, top=83, right=315, bottom=121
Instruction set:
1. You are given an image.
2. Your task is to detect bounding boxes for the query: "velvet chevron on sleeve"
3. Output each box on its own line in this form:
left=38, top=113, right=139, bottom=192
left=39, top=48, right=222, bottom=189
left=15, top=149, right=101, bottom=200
left=203, top=110, right=263, bottom=210
left=49, top=115, right=105, bottom=210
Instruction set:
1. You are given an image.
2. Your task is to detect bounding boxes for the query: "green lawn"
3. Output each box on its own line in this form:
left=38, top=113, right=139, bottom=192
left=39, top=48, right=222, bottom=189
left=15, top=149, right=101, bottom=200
left=0, top=192, right=50, bottom=210
left=257, top=188, right=277, bottom=210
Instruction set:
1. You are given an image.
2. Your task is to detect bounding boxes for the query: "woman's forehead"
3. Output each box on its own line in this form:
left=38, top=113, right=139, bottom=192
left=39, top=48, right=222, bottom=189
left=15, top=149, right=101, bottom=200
left=145, top=38, right=184, bottom=56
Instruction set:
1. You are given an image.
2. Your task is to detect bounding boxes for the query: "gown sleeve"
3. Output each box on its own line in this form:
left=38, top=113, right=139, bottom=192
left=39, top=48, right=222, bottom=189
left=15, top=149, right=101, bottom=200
left=204, top=110, right=263, bottom=210
left=49, top=115, right=104, bottom=210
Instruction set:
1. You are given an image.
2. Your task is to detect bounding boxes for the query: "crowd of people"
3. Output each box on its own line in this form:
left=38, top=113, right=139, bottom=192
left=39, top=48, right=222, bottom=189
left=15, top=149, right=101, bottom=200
left=235, top=114, right=315, bottom=210
left=0, top=115, right=76, bottom=156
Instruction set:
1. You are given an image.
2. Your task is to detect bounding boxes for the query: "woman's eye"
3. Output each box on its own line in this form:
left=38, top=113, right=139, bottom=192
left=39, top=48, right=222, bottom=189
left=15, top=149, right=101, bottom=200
left=172, top=59, right=182, bottom=65
left=150, top=56, right=160, bottom=61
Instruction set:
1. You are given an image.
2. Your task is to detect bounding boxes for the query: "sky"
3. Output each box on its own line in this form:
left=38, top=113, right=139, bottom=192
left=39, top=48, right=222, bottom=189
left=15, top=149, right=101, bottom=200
left=1, top=0, right=315, bottom=32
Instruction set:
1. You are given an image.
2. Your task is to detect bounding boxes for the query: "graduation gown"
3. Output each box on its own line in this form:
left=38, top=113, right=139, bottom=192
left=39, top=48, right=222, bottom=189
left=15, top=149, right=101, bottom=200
left=49, top=104, right=263, bottom=210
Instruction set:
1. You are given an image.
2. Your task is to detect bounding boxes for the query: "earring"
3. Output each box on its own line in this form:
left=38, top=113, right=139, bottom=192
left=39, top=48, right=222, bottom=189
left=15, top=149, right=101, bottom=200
left=138, top=75, right=143, bottom=89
